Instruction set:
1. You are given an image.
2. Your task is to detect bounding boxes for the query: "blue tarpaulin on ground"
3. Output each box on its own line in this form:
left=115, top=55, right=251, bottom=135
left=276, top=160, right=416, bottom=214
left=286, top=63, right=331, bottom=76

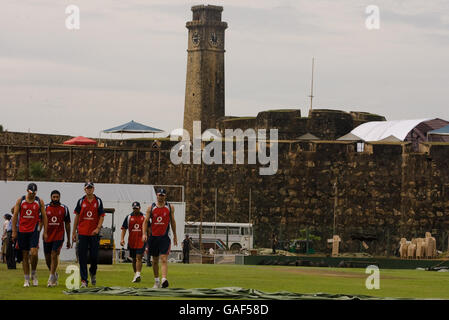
left=64, top=286, right=401, bottom=300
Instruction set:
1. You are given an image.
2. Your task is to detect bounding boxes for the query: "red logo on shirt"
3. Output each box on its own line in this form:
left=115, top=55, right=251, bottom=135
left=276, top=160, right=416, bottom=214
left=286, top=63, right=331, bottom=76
left=76, top=196, right=105, bottom=236
left=45, top=205, right=68, bottom=242
left=19, top=200, right=40, bottom=232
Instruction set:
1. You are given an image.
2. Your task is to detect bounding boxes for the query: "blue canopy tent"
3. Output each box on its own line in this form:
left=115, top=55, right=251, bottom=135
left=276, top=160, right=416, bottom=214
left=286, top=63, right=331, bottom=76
left=103, top=120, right=164, bottom=134
left=427, top=124, right=449, bottom=142
left=100, top=120, right=164, bottom=143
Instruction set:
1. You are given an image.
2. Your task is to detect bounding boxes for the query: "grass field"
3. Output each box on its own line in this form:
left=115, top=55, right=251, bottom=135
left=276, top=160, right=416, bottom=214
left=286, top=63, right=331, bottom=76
left=1, top=260, right=448, bottom=300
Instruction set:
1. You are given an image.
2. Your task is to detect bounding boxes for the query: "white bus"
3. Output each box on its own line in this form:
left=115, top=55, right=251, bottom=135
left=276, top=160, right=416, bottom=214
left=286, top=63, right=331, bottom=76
left=184, top=222, right=253, bottom=252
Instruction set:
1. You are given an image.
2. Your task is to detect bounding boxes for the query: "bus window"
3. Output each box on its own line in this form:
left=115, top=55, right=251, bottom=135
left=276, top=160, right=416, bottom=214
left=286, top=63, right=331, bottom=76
left=216, top=227, right=227, bottom=235
left=229, top=227, right=240, bottom=235
left=241, top=227, right=250, bottom=235
left=185, top=226, right=198, bottom=234
left=203, top=226, right=214, bottom=234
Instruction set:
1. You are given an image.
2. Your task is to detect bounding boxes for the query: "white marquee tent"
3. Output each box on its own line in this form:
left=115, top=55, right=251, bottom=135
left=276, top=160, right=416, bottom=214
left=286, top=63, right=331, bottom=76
left=350, top=119, right=431, bottom=141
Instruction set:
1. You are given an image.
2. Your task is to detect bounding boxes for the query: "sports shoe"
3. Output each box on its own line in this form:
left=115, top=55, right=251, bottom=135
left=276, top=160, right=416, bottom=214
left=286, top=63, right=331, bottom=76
left=152, top=282, right=160, bottom=289
left=47, top=275, right=52, bottom=287
left=80, top=280, right=88, bottom=288
left=31, top=275, right=38, bottom=287
left=90, top=273, right=96, bottom=286
left=132, top=275, right=141, bottom=283
left=161, top=279, right=169, bottom=288
left=23, top=280, right=30, bottom=287
left=47, top=274, right=55, bottom=287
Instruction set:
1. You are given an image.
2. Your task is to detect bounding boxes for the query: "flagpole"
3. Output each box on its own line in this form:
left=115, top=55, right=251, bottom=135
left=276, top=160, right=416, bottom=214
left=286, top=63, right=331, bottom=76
left=309, top=57, right=315, bottom=111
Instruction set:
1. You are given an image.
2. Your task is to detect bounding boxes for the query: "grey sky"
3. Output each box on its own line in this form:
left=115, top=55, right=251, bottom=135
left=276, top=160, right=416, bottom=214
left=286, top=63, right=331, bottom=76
left=1, top=0, right=448, bottom=138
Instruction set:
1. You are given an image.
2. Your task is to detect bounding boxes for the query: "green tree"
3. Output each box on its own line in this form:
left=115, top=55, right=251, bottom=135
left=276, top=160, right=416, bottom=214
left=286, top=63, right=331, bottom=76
left=16, top=161, right=48, bottom=181
left=30, top=161, right=47, bottom=180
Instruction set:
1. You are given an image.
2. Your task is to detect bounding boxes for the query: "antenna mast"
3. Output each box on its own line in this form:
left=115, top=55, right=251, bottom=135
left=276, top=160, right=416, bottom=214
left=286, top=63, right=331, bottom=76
left=309, top=57, right=315, bottom=111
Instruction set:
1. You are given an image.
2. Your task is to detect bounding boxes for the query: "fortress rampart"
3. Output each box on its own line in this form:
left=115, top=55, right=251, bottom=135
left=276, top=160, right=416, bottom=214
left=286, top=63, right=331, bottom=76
left=1, top=129, right=448, bottom=255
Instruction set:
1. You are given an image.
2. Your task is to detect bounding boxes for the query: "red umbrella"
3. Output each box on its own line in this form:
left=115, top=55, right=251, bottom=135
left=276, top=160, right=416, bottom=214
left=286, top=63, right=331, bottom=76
left=63, top=136, right=97, bottom=145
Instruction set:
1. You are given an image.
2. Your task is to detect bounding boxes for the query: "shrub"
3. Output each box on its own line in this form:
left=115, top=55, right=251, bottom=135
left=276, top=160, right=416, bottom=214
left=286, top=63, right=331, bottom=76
left=29, top=161, right=47, bottom=180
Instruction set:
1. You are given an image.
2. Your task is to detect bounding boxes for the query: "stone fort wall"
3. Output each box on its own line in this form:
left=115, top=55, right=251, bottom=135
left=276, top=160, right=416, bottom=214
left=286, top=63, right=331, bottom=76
left=217, top=109, right=386, bottom=140
left=1, top=132, right=449, bottom=256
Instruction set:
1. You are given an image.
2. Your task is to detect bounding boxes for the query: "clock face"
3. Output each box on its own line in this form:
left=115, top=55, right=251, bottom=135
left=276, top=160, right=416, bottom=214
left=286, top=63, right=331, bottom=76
left=209, top=32, right=218, bottom=46
left=192, top=31, right=200, bottom=46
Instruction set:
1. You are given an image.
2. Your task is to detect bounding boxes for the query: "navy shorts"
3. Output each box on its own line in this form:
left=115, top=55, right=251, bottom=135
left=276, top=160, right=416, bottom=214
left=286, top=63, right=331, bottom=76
left=129, top=246, right=145, bottom=259
left=148, top=235, right=171, bottom=257
left=18, top=229, right=40, bottom=251
left=44, top=240, right=64, bottom=254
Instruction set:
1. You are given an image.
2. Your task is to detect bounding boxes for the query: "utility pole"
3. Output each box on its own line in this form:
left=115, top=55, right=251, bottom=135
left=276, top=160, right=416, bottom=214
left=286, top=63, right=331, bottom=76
left=249, top=188, right=252, bottom=223
left=199, top=162, right=204, bottom=252
left=214, top=187, right=217, bottom=251
left=333, top=181, right=338, bottom=236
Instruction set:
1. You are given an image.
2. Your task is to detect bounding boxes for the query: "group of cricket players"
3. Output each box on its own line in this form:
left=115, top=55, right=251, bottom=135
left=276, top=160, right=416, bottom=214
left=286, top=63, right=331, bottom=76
left=9, top=182, right=177, bottom=289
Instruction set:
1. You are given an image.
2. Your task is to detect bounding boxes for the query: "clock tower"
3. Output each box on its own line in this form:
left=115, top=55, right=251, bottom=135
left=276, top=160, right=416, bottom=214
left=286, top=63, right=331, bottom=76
left=183, top=5, right=228, bottom=137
